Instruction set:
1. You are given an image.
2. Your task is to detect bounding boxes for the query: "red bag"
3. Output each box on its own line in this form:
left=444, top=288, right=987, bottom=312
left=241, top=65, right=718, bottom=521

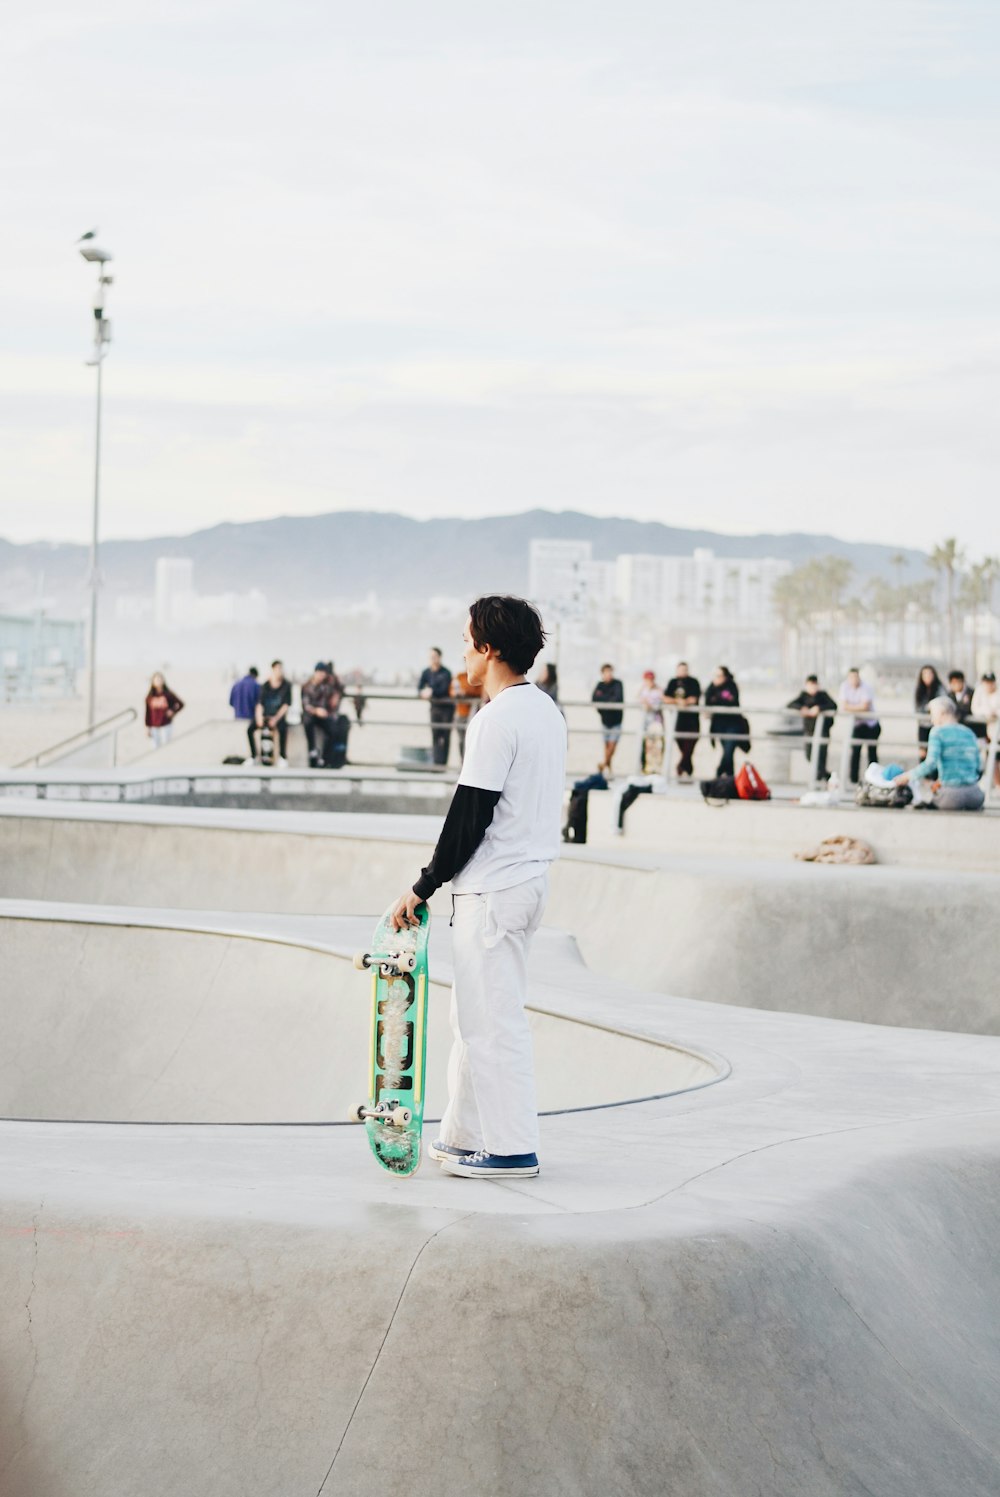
left=735, top=762, right=770, bottom=800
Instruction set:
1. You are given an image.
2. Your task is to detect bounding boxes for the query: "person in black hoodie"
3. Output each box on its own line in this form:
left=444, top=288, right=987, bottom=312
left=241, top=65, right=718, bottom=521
left=704, top=665, right=748, bottom=776
left=787, top=675, right=836, bottom=782
left=914, top=665, right=945, bottom=759
left=592, top=663, right=625, bottom=774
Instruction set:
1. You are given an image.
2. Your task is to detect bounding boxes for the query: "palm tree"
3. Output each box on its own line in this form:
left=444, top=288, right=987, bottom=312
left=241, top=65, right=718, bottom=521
left=928, top=537, right=966, bottom=666
left=890, top=554, right=908, bottom=649
left=905, top=579, right=937, bottom=657
left=773, top=571, right=810, bottom=679
left=961, top=558, right=1000, bottom=673
left=865, top=578, right=895, bottom=659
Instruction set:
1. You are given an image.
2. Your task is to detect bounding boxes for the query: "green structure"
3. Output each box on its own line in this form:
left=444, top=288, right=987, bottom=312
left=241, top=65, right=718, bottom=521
left=0, top=611, right=84, bottom=701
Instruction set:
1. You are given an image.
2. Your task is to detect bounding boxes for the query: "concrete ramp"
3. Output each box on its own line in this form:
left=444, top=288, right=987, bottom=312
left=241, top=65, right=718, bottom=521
left=3, top=803, right=999, bottom=1033
left=0, top=913, right=715, bottom=1123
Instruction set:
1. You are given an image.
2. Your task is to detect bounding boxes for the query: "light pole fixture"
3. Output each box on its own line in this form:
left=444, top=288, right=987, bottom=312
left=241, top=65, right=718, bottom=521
left=77, top=231, right=113, bottom=731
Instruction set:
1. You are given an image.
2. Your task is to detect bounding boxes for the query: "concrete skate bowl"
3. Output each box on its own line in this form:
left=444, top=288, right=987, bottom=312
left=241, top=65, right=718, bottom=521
left=3, top=804, right=998, bottom=1034
left=0, top=914, right=718, bottom=1123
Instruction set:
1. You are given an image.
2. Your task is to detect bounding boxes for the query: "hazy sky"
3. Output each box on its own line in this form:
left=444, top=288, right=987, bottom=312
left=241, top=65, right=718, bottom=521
left=4, top=1, right=999, bottom=551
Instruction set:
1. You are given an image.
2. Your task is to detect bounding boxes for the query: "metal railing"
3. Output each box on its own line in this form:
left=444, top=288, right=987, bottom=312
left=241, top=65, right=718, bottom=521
left=649, top=703, right=999, bottom=803
left=18, top=690, right=993, bottom=805
left=12, top=707, right=138, bottom=769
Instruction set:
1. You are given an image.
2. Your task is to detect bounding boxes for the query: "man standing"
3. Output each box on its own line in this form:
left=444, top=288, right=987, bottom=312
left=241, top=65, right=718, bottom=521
left=450, top=665, right=482, bottom=761
left=663, top=662, right=701, bottom=780
left=418, top=647, right=455, bottom=766
left=787, top=674, right=837, bottom=783
left=839, top=667, right=880, bottom=784
left=391, top=597, right=567, bottom=1178
left=252, top=660, right=292, bottom=765
left=229, top=666, right=260, bottom=760
left=592, top=663, right=624, bottom=775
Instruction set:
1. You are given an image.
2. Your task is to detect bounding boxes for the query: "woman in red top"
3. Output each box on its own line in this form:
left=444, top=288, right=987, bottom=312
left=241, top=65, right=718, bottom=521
left=145, top=672, right=184, bottom=748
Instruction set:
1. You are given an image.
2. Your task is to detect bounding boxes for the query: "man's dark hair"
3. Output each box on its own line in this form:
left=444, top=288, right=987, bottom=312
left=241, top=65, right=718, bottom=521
left=847, top=666, right=860, bottom=675
left=601, top=662, right=614, bottom=672
left=468, top=596, right=546, bottom=675
left=430, top=646, right=442, bottom=657
left=271, top=659, right=282, bottom=669
left=806, top=674, right=818, bottom=683
left=948, top=670, right=965, bottom=682
left=249, top=667, right=258, bottom=678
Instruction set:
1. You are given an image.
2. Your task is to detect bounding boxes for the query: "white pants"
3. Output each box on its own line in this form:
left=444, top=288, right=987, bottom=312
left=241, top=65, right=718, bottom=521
left=150, top=725, right=172, bottom=749
left=439, top=873, right=548, bottom=1157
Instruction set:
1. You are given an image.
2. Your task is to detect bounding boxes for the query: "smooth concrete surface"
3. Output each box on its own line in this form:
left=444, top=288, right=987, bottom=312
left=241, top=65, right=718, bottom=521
left=4, top=801, right=999, bottom=1034
left=548, top=852, right=1000, bottom=1033
left=0, top=905, right=998, bottom=1495
left=586, top=785, right=1000, bottom=871
left=0, top=908, right=716, bottom=1122
left=1, top=799, right=999, bottom=1497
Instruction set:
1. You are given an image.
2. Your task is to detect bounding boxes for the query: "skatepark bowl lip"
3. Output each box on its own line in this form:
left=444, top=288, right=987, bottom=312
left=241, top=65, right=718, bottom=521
left=0, top=907, right=729, bottom=1127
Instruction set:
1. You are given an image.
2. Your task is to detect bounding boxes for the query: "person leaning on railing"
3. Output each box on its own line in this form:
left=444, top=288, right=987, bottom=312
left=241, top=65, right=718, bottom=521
left=838, top=668, right=880, bottom=784
left=971, top=673, right=1000, bottom=788
left=888, top=697, right=985, bottom=811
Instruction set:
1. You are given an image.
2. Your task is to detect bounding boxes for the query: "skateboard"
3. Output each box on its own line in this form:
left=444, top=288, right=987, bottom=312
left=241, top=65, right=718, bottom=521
left=350, top=903, right=430, bottom=1176
left=259, top=723, right=275, bottom=766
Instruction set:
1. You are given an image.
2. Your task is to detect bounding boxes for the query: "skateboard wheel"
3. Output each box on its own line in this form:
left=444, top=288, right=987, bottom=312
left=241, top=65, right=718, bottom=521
left=348, top=1103, right=367, bottom=1123
left=397, top=953, right=416, bottom=973
left=353, top=951, right=370, bottom=971
left=390, top=1106, right=412, bottom=1128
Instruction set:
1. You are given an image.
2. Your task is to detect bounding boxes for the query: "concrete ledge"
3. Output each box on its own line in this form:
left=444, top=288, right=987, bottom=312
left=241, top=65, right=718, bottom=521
left=0, top=764, right=455, bottom=816
left=586, top=788, right=1000, bottom=871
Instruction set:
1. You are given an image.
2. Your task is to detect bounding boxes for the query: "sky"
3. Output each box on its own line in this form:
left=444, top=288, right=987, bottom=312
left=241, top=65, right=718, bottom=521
left=3, top=0, right=999, bottom=552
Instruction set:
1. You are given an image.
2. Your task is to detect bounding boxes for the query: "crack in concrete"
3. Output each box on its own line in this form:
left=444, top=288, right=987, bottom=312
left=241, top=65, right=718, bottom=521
left=17, top=1198, right=44, bottom=1433
left=314, top=1211, right=473, bottom=1496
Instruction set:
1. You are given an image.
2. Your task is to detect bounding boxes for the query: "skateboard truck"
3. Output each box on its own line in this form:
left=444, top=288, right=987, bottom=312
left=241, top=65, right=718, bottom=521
left=353, top=949, right=417, bottom=975
left=348, top=1101, right=413, bottom=1128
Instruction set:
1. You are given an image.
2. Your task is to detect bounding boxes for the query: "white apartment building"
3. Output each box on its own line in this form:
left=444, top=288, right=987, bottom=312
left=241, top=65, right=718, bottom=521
left=616, top=549, right=790, bottom=624
left=528, top=539, right=615, bottom=615
left=154, top=558, right=195, bottom=630
left=152, top=557, right=267, bottom=631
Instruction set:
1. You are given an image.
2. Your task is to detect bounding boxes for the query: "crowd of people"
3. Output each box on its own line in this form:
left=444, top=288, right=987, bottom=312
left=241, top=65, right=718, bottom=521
left=588, top=660, right=997, bottom=811
left=225, top=660, right=356, bottom=767
left=143, top=650, right=998, bottom=812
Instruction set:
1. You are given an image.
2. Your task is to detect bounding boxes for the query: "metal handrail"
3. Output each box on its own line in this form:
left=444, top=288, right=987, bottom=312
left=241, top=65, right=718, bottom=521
left=12, top=707, right=138, bottom=769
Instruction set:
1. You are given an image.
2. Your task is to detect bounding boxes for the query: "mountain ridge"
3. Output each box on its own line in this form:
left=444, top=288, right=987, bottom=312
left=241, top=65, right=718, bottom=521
left=0, top=509, right=928, bottom=610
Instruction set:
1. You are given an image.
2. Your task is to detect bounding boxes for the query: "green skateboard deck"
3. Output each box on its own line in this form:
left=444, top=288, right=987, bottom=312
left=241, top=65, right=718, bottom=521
left=350, top=904, right=430, bottom=1176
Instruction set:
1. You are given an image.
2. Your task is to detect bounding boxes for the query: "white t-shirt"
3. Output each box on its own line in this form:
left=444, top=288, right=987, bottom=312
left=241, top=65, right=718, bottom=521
left=451, top=682, right=567, bottom=893
left=839, top=679, right=878, bottom=725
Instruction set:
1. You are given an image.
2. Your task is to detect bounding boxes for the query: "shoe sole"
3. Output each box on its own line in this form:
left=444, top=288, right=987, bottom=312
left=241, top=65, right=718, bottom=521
left=440, top=1161, right=539, bottom=1179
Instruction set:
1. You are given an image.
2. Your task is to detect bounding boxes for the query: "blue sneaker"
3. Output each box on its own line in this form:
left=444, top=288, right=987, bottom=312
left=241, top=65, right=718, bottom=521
left=440, top=1150, right=539, bottom=1179
left=426, top=1139, right=478, bottom=1164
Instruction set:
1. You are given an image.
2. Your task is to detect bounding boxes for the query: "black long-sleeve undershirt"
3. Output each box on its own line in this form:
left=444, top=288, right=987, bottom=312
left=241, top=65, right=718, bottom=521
left=412, top=784, right=501, bottom=901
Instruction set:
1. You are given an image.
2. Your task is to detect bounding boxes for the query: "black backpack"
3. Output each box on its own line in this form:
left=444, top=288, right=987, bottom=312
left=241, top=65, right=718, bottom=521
left=700, top=773, right=740, bottom=802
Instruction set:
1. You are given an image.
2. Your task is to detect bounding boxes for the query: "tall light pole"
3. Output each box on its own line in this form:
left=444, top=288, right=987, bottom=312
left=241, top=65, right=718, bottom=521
left=78, top=232, right=113, bottom=731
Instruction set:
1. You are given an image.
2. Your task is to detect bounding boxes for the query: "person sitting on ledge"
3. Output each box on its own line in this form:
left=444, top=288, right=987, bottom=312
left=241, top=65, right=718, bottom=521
left=889, top=697, right=985, bottom=811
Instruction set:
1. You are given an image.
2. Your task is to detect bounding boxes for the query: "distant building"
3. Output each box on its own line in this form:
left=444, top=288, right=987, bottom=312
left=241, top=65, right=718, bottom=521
left=151, top=557, right=267, bottom=632
left=615, top=549, right=790, bottom=625
left=154, top=558, right=195, bottom=630
left=529, top=539, right=615, bottom=616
